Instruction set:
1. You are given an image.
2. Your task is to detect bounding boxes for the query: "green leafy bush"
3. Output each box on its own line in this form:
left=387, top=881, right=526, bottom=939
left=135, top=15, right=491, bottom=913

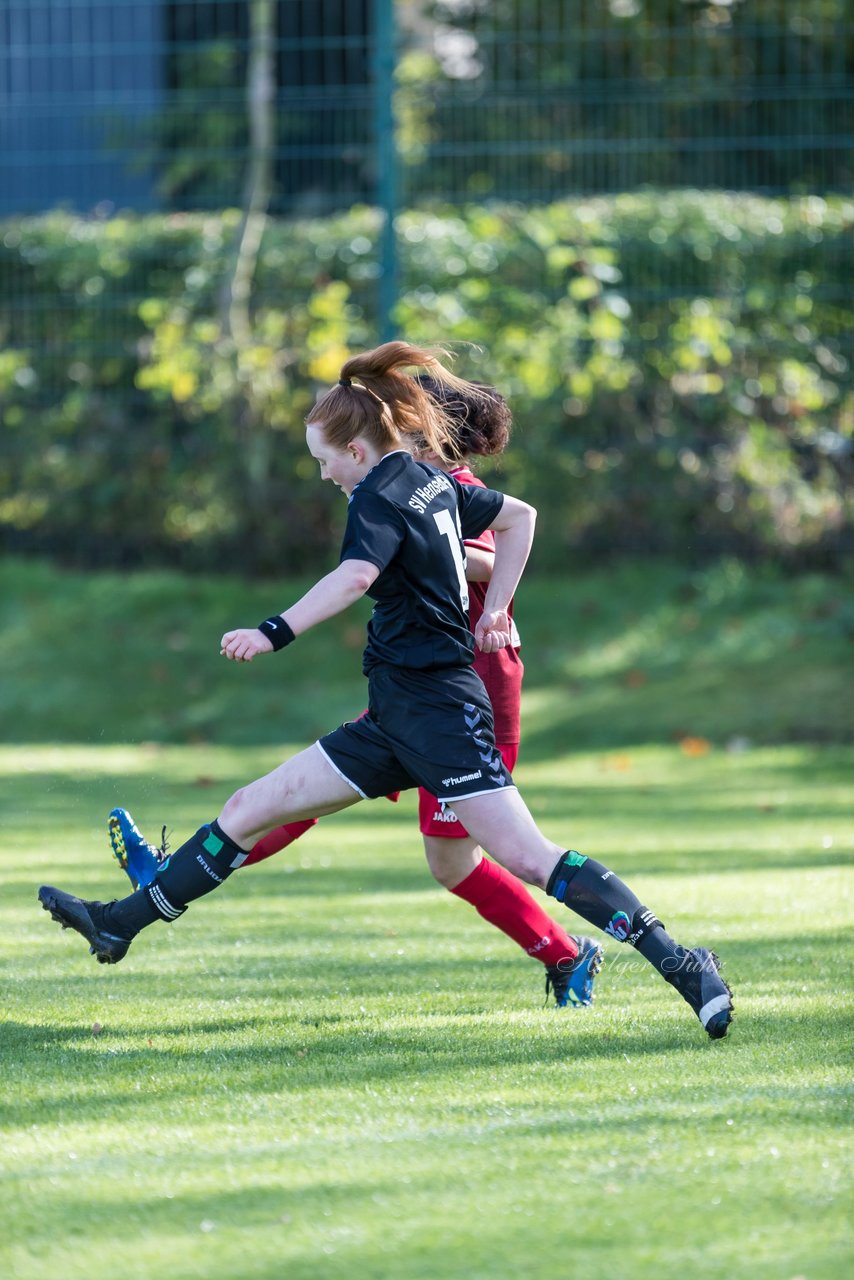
left=0, top=193, right=850, bottom=573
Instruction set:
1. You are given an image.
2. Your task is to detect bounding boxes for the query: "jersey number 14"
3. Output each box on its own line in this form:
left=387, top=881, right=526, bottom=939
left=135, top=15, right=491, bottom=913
left=433, top=508, right=469, bottom=612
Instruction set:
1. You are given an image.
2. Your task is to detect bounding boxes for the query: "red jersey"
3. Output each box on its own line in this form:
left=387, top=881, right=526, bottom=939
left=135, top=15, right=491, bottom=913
left=449, top=464, right=523, bottom=744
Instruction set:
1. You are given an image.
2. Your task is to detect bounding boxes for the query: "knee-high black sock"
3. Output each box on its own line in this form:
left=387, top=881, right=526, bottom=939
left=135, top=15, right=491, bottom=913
left=546, top=850, right=686, bottom=979
left=102, top=820, right=249, bottom=937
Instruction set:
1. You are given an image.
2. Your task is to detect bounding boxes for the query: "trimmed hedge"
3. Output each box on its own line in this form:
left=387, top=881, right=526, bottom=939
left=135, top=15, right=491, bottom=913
left=1, top=191, right=851, bottom=573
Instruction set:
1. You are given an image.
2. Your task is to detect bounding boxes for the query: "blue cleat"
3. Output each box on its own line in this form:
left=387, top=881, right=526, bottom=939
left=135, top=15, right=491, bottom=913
left=108, top=807, right=165, bottom=891
left=545, top=935, right=604, bottom=1008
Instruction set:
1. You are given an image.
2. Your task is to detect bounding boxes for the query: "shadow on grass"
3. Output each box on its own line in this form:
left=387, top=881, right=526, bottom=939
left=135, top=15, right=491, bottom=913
left=3, top=922, right=850, bottom=1131
left=0, top=1011, right=754, bottom=1129
left=1, top=998, right=847, bottom=1133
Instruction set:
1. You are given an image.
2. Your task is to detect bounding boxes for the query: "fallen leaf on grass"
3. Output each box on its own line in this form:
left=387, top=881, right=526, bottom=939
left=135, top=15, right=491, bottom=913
left=679, top=736, right=711, bottom=756
left=601, top=754, right=633, bottom=771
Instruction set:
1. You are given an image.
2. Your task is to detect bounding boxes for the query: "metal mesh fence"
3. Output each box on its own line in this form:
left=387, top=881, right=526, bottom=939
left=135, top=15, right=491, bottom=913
left=0, top=1, right=851, bottom=569
left=400, top=0, right=852, bottom=201
left=1, top=0, right=850, bottom=217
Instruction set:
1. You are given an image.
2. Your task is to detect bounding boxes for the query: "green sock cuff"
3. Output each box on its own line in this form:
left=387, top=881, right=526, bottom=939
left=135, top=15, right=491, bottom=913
left=546, top=850, right=588, bottom=901
left=202, top=829, right=224, bottom=857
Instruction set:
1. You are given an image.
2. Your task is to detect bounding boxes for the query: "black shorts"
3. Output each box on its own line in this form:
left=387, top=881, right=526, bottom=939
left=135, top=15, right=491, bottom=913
left=317, top=664, right=515, bottom=805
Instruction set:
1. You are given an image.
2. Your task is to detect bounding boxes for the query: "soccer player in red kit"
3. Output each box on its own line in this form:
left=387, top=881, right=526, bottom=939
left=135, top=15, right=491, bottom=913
left=410, top=377, right=603, bottom=1006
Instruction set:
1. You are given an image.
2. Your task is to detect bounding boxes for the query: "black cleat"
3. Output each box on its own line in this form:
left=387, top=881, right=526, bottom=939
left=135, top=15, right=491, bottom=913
left=38, top=885, right=133, bottom=965
left=666, top=946, right=734, bottom=1039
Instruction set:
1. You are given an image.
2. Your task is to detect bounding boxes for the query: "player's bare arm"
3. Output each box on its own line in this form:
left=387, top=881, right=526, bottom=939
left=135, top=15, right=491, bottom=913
left=221, top=559, right=380, bottom=662
left=463, top=543, right=494, bottom=582
left=476, top=496, right=536, bottom=653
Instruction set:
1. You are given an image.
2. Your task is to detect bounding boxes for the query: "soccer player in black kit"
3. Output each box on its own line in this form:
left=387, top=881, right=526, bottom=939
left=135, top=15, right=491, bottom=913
left=39, top=341, right=733, bottom=1040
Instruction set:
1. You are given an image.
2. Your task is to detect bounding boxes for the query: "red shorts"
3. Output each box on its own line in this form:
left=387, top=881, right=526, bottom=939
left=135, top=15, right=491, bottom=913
left=417, top=742, right=519, bottom=839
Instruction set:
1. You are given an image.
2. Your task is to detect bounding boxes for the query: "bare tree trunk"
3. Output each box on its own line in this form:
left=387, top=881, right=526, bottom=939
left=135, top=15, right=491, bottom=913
left=217, top=0, right=277, bottom=521
left=220, top=0, right=276, bottom=347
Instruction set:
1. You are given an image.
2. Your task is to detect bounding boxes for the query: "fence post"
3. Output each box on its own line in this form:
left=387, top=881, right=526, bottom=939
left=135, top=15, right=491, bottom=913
left=373, top=0, right=397, bottom=342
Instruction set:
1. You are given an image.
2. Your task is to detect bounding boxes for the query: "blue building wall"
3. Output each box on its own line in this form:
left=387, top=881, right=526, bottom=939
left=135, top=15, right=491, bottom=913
left=0, top=0, right=164, bottom=214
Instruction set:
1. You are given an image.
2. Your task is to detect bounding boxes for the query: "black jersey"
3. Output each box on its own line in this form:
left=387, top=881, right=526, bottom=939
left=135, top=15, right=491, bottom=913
left=339, top=450, right=504, bottom=673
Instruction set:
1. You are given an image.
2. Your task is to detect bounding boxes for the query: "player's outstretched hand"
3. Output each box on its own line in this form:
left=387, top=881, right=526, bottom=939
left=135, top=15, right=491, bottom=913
left=220, top=628, right=274, bottom=663
left=475, top=609, right=511, bottom=653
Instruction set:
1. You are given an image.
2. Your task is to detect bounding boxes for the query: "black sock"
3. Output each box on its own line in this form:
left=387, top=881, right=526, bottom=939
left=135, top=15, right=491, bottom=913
left=102, top=820, right=249, bottom=937
left=100, top=885, right=161, bottom=938
left=546, top=850, right=686, bottom=979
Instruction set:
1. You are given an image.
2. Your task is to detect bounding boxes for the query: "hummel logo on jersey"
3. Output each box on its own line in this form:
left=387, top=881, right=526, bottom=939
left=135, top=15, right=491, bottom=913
left=441, top=770, right=482, bottom=787
left=408, top=474, right=452, bottom=514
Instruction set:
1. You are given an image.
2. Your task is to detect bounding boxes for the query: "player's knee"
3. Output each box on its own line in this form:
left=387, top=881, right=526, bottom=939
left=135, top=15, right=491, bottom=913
left=425, top=844, right=478, bottom=889
left=218, top=788, right=249, bottom=832
left=425, top=851, right=449, bottom=887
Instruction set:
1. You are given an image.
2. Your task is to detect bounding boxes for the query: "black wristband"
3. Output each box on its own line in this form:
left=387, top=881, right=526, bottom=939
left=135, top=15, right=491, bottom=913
left=257, top=616, right=296, bottom=651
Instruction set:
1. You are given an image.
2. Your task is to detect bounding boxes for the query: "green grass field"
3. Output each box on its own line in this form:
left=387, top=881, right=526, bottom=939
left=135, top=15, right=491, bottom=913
left=1, top=558, right=852, bottom=1278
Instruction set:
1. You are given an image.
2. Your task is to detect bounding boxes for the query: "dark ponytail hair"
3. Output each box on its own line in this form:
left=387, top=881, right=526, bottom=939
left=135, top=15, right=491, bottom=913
left=306, top=341, right=494, bottom=465
left=412, top=375, right=511, bottom=459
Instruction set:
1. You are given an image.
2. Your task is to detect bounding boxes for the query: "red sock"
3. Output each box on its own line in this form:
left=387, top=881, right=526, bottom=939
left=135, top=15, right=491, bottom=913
left=243, top=819, right=319, bottom=867
left=451, top=857, right=579, bottom=967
